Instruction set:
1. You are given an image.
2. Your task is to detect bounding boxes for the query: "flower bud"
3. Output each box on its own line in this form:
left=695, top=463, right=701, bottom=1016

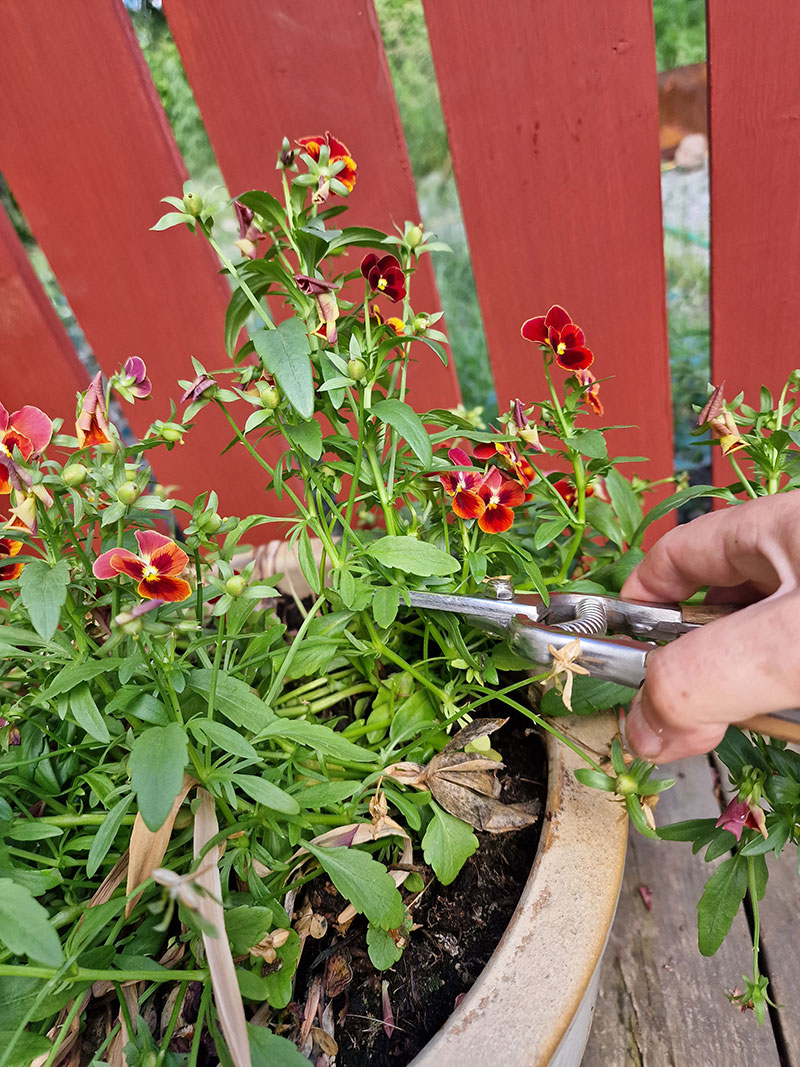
left=161, top=423, right=185, bottom=444
left=260, top=385, right=281, bottom=410
left=202, top=512, right=223, bottom=534
left=406, top=224, right=424, bottom=249
left=182, top=191, right=203, bottom=217
left=347, top=357, right=367, bottom=381
left=116, top=483, right=141, bottom=506
left=225, top=575, right=247, bottom=597
left=62, top=463, right=87, bottom=487
left=101, top=438, right=119, bottom=455
left=412, top=315, right=430, bottom=334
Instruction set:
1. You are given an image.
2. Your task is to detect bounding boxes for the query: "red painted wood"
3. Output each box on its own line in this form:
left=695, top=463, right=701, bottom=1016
left=163, top=0, right=461, bottom=412
left=0, top=2, right=277, bottom=521
left=0, top=209, right=88, bottom=423
left=708, top=2, right=800, bottom=485
left=423, top=0, right=674, bottom=488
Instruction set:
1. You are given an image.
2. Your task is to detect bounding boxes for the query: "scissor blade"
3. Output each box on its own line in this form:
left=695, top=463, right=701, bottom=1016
left=405, top=590, right=545, bottom=635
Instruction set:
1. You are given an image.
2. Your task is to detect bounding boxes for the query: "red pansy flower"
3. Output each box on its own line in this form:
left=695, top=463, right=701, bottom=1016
left=0, top=537, right=23, bottom=580
left=93, top=530, right=191, bottom=602
left=371, top=304, right=405, bottom=336
left=360, top=254, right=406, bottom=303
left=297, top=133, right=358, bottom=192
left=474, top=435, right=536, bottom=490
left=77, top=372, right=111, bottom=448
left=0, top=403, right=53, bottom=495
left=715, top=797, right=768, bottom=841
left=437, top=447, right=485, bottom=520
left=576, top=369, right=603, bottom=416
left=553, top=478, right=595, bottom=508
left=521, top=305, right=594, bottom=371
left=476, top=468, right=525, bottom=533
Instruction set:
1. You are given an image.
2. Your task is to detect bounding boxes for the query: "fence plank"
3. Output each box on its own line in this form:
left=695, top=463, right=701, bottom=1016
left=0, top=209, right=88, bottom=423
left=163, top=0, right=461, bottom=411
left=424, top=0, right=674, bottom=487
left=0, top=1, right=275, bottom=520
left=708, top=3, right=800, bottom=486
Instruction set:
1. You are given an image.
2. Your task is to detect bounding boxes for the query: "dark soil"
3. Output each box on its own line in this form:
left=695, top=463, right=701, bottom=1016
left=292, top=719, right=547, bottom=1066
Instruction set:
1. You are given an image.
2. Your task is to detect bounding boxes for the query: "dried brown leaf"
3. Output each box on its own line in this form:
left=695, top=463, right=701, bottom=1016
left=193, top=788, right=251, bottom=1067
left=126, top=773, right=195, bottom=916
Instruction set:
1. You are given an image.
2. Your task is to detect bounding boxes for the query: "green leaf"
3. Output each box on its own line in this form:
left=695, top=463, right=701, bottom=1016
left=372, top=586, right=400, bottom=628
left=189, top=719, right=259, bottom=760
left=297, top=527, right=321, bottom=595
left=285, top=420, right=323, bottom=461
left=534, top=518, right=568, bottom=550
left=325, top=226, right=390, bottom=254
left=365, top=536, right=458, bottom=576
left=87, top=795, right=133, bottom=877
left=422, top=803, right=478, bottom=885
left=19, top=560, right=70, bottom=641
left=631, top=485, right=735, bottom=546
left=305, top=843, right=404, bottom=930
left=0, top=879, right=63, bottom=966
left=367, top=922, right=404, bottom=969
left=150, top=211, right=191, bottom=231
left=69, top=684, right=110, bottom=743
left=296, top=781, right=359, bottom=808
left=576, top=429, right=608, bottom=459
left=539, top=675, right=637, bottom=716
left=237, top=190, right=287, bottom=228
left=605, top=469, right=643, bottom=545
left=585, top=498, right=624, bottom=550
left=0, top=1031, right=52, bottom=1067
left=128, top=724, right=188, bottom=832
left=697, top=854, right=748, bottom=956
left=39, top=659, right=123, bottom=701
left=574, top=768, right=616, bottom=791
left=253, top=318, right=314, bottom=419
left=370, top=399, right=433, bottom=466
left=188, top=669, right=274, bottom=732
left=233, top=774, right=301, bottom=815
left=259, top=720, right=377, bottom=763
left=259, top=929, right=302, bottom=1008
left=225, top=906, right=273, bottom=955
left=249, top=1021, right=309, bottom=1065
left=126, top=693, right=169, bottom=725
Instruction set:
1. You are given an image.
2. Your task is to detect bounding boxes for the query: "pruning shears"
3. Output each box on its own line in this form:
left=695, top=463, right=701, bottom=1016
left=406, top=582, right=800, bottom=742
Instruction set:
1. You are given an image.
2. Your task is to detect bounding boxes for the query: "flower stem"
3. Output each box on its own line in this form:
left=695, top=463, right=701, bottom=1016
left=365, top=443, right=398, bottom=534
left=728, top=455, right=759, bottom=499
left=747, top=855, right=762, bottom=987
left=202, top=225, right=275, bottom=332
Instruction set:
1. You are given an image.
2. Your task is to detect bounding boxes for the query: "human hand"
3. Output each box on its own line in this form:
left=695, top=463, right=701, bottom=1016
left=620, top=491, right=800, bottom=761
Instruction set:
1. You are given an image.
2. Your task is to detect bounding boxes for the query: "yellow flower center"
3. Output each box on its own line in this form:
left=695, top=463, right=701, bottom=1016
left=490, top=493, right=500, bottom=506
left=557, top=342, right=567, bottom=355
left=0, top=442, right=9, bottom=457
left=142, top=563, right=159, bottom=580
left=377, top=278, right=387, bottom=290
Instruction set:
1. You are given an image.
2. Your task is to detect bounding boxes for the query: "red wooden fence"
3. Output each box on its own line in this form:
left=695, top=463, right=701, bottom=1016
left=0, top=1, right=797, bottom=513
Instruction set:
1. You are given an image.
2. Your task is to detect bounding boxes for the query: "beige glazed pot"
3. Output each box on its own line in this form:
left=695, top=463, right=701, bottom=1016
left=412, top=712, right=628, bottom=1067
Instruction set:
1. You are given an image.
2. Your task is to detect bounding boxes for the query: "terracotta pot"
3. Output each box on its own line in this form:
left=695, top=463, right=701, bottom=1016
left=412, top=713, right=627, bottom=1067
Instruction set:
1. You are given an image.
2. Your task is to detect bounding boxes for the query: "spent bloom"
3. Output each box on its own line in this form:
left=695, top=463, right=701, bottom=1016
left=576, top=369, right=603, bottom=416
left=76, top=372, right=112, bottom=448
left=697, top=382, right=744, bottom=456
left=93, top=530, right=191, bottom=602
left=295, top=274, right=340, bottom=344
left=233, top=200, right=267, bottom=260
left=0, top=403, right=53, bottom=495
left=360, top=253, right=406, bottom=303
left=521, top=304, right=594, bottom=371
left=715, top=797, right=768, bottom=841
left=114, top=357, right=152, bottom=402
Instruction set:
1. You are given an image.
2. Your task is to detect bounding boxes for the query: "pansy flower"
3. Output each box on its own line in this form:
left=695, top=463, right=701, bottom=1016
left=437, top=447, right=485, bottom=520
left=93, top=530, right=191, bottom=602
left=521, top=305, right=594, bottom=371
left=0, top=536, right=23, bottom=580
left=476, top=468, right=525, bottom=533
left=372, top=304, right=406, bottom=337
left=553, top=478, right=595, bottom=509
left=575, top=369, right=603, bottom=416
left=360, top=254, right=406, bottom=303
left=474, top=435, right=536, bottom=490
left=296, top=133, right=358, bottom=194
left=76, top=372, right=112, bottom=448
left=0, top=403, right=53, bottom=495
left=715, top=797, right=768, bottom=841
left=113, top=357, right=152, bottom=403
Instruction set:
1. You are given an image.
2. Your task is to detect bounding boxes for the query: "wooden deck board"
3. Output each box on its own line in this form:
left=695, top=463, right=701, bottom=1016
left=582, top=756, right=784, bottom=1065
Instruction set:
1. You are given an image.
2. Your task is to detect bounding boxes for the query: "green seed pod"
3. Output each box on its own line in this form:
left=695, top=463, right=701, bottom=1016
left=116, top=483, right=141, bottom=506
left=405, top=223, right=424, bottom=249
left=62, top=463, right=87, bottom=487
left=182, top=191, right=203, bottom=217
left=203, top=512, right=223, bottom=534
left=161, top=423, right=184, bottom=443
left=347, top=357, right=367, bottom=381
left=225, top=575, right=247, bottom=597
left=261, top=385, right=281, bottom=410
left=615, top=774, right=638, bottom=797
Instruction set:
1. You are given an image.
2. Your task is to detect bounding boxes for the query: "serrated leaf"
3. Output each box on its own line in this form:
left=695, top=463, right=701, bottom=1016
left=697, top=854, right=748, bottom=956
left=225, top=906, right=273, bottom=955
left=576, top=428, right=608, bottom=459
left=285, top=420, right=323, bottom=460
left=422, top=802, right=478, bottom=885
left=233, top=774, right=301, bottom=815
left=237, top=190, right=287, bottom=228
left=18, top=560, right=70, bottom=641
left=244, top=408, right=274, bottom=435
left=129, top=724, right=188, bottom=832
left=372, top=586, right=400, bottom=628
left=366, top=536, right=458, bottom=576
left=253, top=319, right=314, bottom=419
left=39, top=659, right=123, bottom=700
left=0, top=879, right=63, bottom=966
left=370, top=399, right=432, bottom=466
left=188, top=668, right=274, bottom=732
left=305, top=842, right=404, bottom=929
left=367, top=922, right=404, bottom=969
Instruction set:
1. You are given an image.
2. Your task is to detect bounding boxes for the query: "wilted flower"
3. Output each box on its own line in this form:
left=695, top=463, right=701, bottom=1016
left=114, top=597, right=164, bottom=628
left=180, top=373, right=216, bottom=405
left=477, top=468, right=525, bottom=533
left=93, top=530, right=191, bottom=602
left=0, top=403, right=53, bottom=494
left=114, top=357, right=152, bottom=402
left=437, top=446, right=485, bottom=520
left=76, top=372, right=112, bottom=448
left=521, top=305, right=594, bottom=371
left=295, top=273, right=340, bottom=344
left=697, top=382, right=744, bottom=455
left=510, top=399, right=544, bottom=451
left=297, top=132, right=358, bottom=193
left=474, top=434, right=537, bottom=489
left=233, top=200, right=267, bottom=260
left=715, top=797, right=768, bottom=841
left=360, top=253, right=406, bottom=303
left=575, top=368, right=603, bottom=416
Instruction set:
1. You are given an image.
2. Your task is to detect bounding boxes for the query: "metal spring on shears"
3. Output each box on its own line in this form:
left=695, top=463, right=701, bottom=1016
left=553, top=597, right=608, bottom=636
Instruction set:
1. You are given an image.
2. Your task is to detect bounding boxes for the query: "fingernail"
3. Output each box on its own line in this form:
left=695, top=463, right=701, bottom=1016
left=626, top=692, right=663, bottom=760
